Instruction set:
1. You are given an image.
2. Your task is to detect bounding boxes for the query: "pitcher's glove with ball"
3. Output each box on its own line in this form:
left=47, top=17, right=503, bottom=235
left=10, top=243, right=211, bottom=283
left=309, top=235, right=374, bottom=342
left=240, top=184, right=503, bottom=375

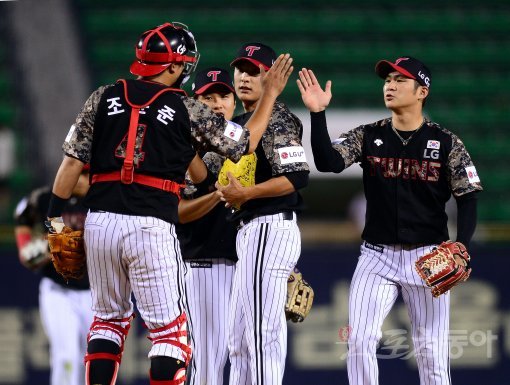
left=415, top=241, right=471, bottom=297
left=46, top=217, right=86, bottom=281
left=285, top=268, right=314, bottom=322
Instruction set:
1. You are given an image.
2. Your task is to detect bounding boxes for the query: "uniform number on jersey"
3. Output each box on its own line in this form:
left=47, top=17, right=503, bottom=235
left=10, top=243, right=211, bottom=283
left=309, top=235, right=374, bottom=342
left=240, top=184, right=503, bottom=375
left=115, top=123, right=147, bottom=167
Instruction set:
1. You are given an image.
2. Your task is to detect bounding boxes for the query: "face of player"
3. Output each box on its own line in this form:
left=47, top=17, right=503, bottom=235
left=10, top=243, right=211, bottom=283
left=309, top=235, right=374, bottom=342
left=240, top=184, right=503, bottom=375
left=197, top=88, right=236, bottom=121
left=383, top=71, right=428, bottom=110
left=234, top=61, right=263, bottom=112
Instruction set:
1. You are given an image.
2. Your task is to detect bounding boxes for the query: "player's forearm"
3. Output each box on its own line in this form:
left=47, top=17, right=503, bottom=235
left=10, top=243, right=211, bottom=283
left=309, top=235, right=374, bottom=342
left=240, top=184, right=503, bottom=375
left=455, top=191, right=478, bottom=248
left=245, top=176, right=295, bottom=201
left=178, top=191, right=221, bottom=224
left=310, top=111, right=345, bottom=173
left=52, top=156, right=85, bottom=199
left=187, top=154, right=208, bottom=184
left=244, top=92, right=277, bottom=153
left=48, top=156, right=84, bottom=218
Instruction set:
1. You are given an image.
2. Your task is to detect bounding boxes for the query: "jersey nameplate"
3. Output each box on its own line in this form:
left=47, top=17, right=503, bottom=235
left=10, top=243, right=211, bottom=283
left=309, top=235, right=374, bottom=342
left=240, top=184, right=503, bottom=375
left=278, top=146, right=307, bottom=164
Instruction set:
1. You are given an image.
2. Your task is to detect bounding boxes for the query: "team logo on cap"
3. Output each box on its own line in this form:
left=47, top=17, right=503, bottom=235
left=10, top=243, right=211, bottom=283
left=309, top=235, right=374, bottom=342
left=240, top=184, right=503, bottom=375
left=395, top=57, right=410, bottom=65
left=207, top=70, right=221, bottom=81
left=245, top=45, right=261, bottom=57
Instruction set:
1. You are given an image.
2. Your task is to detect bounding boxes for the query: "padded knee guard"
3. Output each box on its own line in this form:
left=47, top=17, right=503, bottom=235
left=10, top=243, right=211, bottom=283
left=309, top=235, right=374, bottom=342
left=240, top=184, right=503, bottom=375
left=84, top=314, right=134, bottom=385
left=147, top=313, right=191, bottom=380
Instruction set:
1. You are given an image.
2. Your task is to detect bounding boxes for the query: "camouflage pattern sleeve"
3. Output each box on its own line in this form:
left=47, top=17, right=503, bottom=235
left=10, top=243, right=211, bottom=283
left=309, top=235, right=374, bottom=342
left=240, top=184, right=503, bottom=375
left=62, top=85, right=111, bottom=163
left=201, top=152, right=226, bottom=177
left=331, top=125, right=365, bottom=168
left=181, top=97, right=249, bottom=163
left=447, top=133, right=483, bottom=197
left=182, top=152, right=225, bottom=199
left=266, top=101, right=310, bottom=175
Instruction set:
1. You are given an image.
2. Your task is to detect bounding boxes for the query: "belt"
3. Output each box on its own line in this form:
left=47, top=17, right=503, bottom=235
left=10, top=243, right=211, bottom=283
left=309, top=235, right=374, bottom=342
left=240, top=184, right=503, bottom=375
left=239, top=210, right=294, bottom=227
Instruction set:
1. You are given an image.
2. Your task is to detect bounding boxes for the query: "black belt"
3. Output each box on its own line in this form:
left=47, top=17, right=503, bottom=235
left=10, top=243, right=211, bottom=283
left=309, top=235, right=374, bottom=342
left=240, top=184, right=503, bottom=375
left=240, top=210, right=294, bottom=226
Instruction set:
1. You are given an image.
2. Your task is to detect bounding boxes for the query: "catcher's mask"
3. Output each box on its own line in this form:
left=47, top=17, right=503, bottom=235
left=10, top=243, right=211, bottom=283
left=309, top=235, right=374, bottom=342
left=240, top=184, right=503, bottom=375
left=130, top=22, right=199, bottom=84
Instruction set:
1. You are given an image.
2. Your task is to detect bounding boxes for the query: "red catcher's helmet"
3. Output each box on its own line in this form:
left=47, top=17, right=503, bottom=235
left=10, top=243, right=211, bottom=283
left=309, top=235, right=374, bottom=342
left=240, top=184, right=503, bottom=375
left=130, top=22, right=199, bottom=81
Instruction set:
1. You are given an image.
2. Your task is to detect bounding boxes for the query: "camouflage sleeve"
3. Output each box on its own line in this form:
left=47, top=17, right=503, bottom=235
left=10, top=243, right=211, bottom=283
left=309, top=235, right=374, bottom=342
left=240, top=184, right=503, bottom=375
left=448, top=134, right=483, bottom=197
left=331, top=125, right=365, bottom=168
left=62, top=85, right=110, bottom=163
left=268, top=102, right=310, bottom=175
left=182, top=97, right=249, bottom=163
left=202, top=152, right=226, bottom=177
left=182, top=152, right=225, bottom=199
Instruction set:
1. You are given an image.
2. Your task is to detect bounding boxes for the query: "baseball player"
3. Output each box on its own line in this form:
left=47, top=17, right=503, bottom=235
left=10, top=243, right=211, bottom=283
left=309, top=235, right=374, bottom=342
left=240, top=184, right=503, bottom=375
left=45, top=23, right=293, bottom=385
left=215, top=43, right=310, bottom=385
left=177, top=67, right=238, bottom=385
left=14, top=166, right=92, bottom=385
left=297, top=57, right=483, bottom=385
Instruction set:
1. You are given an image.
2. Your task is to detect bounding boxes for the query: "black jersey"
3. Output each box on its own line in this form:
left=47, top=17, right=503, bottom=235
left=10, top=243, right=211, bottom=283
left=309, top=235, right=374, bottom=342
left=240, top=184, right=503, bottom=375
left=14, top=186, right=90, bottom=290
left=63, top=79, right=252, bottom=223
left=231, top=101, right=310, bottom=220
left=332, top=117, right=483, bottom=244
left=176, top=154, right=238, bottom=262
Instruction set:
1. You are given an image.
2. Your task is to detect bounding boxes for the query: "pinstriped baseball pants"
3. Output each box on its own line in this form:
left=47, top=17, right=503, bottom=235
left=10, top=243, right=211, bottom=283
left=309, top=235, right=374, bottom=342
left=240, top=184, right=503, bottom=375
left=84, top=211, right=188, bottom=360
left=348, top=242, right=451, bottom=385
left=229, top=213, right=301, bottom=385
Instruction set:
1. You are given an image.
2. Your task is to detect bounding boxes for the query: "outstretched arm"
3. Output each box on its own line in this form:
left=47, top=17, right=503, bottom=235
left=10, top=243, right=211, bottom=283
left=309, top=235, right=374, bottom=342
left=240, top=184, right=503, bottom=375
left=296, top=68, right=332, bottom=112
left=245, top=54, right=294, bottom=153
left=297, top=69, right=345, bottom=173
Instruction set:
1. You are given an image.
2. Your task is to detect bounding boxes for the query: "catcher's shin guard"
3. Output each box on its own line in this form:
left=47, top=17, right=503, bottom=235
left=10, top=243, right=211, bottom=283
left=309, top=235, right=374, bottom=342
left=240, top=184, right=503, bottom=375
left=85, top=314, right=134, bottom=385
left=147, top=313, right=191, bottom=384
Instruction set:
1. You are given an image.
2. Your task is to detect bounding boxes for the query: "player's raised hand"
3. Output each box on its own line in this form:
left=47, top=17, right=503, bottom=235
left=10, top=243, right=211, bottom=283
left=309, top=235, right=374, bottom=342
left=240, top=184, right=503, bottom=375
left=297, top=68, right=332, bottom=112
left=261, top=53, right=294, bottom=98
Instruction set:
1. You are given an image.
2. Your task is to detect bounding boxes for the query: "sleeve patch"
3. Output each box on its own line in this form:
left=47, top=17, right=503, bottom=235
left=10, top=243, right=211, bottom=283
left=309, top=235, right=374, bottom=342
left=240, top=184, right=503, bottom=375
left=332, top=138, right=346, bottom=145
left=278, top=146, right=307, bottom=165
left=465, top=166, right=480, bottom=183
left=65, top=124, right=76, bottom=143
left=223, top=121, right=243, bottom=142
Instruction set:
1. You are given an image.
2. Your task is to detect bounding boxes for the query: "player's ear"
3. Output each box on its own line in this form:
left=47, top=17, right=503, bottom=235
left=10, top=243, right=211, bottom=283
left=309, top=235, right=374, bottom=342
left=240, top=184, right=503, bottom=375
left=419, top=86, right=429, bottom=99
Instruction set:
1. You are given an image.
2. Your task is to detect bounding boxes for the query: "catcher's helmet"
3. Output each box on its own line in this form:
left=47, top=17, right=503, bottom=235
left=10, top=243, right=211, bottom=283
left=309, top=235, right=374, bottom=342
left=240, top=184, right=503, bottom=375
left=130, top=22, right=199, bottom=81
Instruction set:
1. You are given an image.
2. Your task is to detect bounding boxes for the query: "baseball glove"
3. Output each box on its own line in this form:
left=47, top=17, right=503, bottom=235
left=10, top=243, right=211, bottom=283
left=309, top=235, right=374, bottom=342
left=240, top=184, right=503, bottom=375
left=415, top=241, right=471, bottom=297
left=47, top=226, right=86, bottom=281
left=217, top=153, right=257, bottom=188
left=285, top=268, right=314, bottom=322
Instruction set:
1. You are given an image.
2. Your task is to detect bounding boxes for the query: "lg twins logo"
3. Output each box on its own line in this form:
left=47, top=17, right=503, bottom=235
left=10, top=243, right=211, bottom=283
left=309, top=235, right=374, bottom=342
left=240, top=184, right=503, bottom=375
left=418, top=70, right=431, bottom=87
left=207, top=70, right=221, bottom=81
left=278, top=146, right=307, bottom=165
left=395, top=57, right=410, bottom=65
left=245, top=46, right=260, bottom=56
left=424, top=140, right=440, bottom=160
